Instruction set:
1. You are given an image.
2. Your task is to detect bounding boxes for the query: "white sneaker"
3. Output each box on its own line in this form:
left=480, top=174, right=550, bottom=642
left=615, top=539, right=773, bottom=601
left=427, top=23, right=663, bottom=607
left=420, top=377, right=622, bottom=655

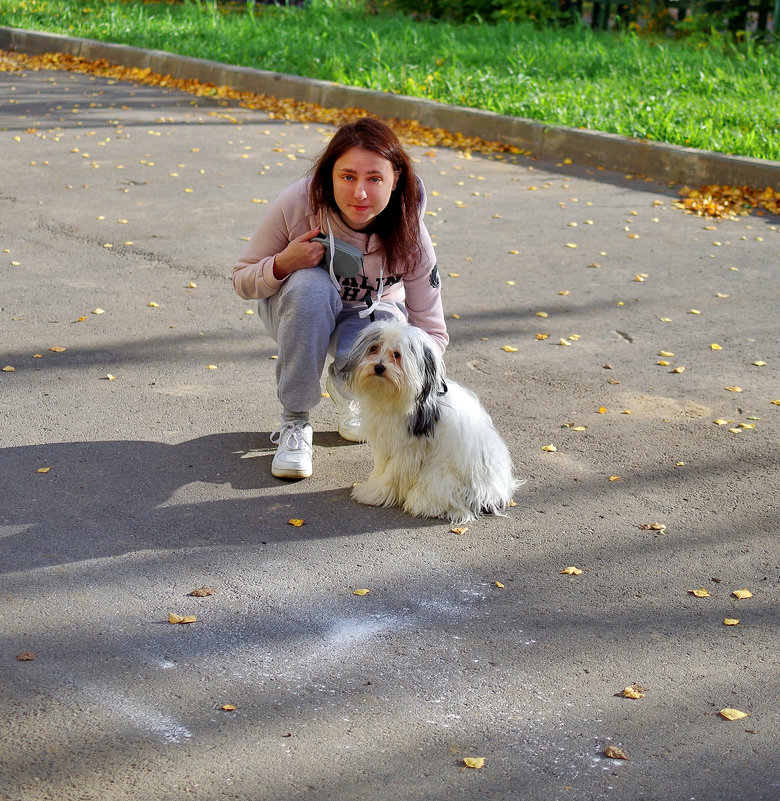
left=326, top=366, right=363, bottom=442
left=270, top=421, right=313, bottom=479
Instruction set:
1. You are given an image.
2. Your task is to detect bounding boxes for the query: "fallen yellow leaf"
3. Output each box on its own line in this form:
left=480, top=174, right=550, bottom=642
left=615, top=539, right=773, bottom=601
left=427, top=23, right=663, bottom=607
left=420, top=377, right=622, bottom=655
left=463, top=757, right=485, bottom=769
left=752, top=361, right=767, bottom=366
left=713, top=418, right=731, bottom=425
left=724, top=386, right=743, bottom=392
left=288, top=519, right=304, bottom=527
left=535, top=333, right=549, bottom=340
left=206, top=364, right=218, bottom=370
left=688, top=588, right=710, bottom=597
left=597, top=406, right=607, bottom=414
left=604, top=746, right=629, bottom=760
left=731, top=588, right=752, bottom=600
left=672, top=366, right=686, bottom=373
left=37, top=467, right=51, bottom=473
left=104, top=373, right=116, bottom=381
left=560, top=566, right=583, bottom=575
left=148, top=302, right=159, bottom=307
left=723, top=618, right=740, bottom=626
left=49, top=346, right=66, bottom=353
left=541, top=444, right=557, bottom=452
left=609, top=475, right=620, bottom=481
left=710, top=343, right=722, bottom=350
left=622, top=686, right=644, bottom=699
left=451, top=526, right=469, bottom=535
left=494, top=581, right=505, bottom=588
left=92, top=308, right=105, bottom=315
left=720, top=708, right=749, bottom=721
left=659, top=351, right=675, bottom=357
left=353, top=588, right=370, bottom=596
left=168, top=612, right=197, bottom=624
left=502, top=345, right=518, bottom=353
left=220, top=704, right=237, bottom=711
left=2, top=365, right=15, bottom=372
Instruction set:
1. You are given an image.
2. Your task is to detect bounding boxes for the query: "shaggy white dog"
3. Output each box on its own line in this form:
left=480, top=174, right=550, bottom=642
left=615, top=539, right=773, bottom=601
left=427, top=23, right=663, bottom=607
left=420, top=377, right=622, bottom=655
left=339, top=320, right=522, bottom=524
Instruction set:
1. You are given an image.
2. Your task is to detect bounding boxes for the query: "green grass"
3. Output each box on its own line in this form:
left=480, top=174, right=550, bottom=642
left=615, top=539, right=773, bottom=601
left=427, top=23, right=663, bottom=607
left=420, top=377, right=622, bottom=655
left=1, top=0, right=778, bottom=159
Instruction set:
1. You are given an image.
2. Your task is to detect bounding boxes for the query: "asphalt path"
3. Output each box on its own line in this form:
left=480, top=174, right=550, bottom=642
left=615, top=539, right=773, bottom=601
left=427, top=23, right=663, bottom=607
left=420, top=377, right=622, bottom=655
left=1, top=64, right=779, bottom=801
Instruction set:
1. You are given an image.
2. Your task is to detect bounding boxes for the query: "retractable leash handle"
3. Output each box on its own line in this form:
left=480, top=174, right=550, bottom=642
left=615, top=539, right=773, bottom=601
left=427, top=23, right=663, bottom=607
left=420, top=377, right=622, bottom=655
left=314, top=214, right=363, bottom=279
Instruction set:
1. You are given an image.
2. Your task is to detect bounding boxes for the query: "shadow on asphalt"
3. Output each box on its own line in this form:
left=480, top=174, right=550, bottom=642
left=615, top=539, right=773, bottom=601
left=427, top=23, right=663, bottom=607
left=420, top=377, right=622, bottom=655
left=0, top=432, right=441, bottom=574
left=2, top=431, right=775, bottom=576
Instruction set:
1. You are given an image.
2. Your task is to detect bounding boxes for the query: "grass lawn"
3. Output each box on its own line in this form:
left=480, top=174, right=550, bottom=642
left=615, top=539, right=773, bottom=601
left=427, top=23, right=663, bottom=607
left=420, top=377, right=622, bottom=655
left=0, top=0, right=778, bottom=159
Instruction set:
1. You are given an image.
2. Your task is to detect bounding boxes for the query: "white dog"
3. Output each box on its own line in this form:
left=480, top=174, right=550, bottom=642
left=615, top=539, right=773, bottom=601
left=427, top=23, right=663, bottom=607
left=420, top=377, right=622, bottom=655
left=339, top=320, right=522, bottom=524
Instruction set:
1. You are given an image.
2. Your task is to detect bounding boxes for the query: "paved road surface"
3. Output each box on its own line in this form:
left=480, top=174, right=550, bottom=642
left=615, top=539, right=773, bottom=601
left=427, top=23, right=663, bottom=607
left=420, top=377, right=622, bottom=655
left=1, top=63, right=778, bottom=801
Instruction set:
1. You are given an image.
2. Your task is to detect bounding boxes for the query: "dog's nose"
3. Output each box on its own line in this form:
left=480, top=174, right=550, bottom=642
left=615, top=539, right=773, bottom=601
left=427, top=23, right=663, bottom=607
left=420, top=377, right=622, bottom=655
left=374, top=363, right=386, bottom=375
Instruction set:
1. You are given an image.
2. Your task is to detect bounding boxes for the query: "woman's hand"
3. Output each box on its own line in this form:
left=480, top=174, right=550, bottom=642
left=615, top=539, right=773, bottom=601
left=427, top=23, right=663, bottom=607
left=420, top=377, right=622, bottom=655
left=272, top=228, right=325, bottom=279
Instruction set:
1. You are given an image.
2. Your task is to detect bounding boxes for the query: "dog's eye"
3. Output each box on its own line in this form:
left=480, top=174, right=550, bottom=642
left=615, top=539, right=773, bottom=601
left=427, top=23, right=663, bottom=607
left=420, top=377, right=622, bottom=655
left=368, top=345, right=379, bottom=354
left=393, top=351, right=401, bottom=360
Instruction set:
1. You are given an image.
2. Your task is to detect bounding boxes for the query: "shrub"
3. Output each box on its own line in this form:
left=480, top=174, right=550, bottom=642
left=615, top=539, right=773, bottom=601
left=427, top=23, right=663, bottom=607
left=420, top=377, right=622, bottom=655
left=386, top=0, right=562, bottom=25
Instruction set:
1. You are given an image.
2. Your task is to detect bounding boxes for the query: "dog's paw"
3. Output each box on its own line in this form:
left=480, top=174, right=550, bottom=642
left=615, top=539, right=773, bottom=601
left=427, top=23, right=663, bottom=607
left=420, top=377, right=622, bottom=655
left=352, top=480, right=397, bottom=509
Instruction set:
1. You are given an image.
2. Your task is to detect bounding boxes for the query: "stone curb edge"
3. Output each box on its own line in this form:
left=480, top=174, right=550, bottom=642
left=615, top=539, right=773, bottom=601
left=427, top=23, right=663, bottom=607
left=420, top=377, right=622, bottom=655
left=2, top=26, right=778, bottom=189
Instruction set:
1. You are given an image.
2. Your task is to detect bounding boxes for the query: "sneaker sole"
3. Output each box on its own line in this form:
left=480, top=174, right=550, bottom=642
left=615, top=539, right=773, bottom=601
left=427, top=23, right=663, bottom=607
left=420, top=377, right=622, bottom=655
left=272, top=465, right=312, bottom=479
left=337, top=425, right=364, bottom=443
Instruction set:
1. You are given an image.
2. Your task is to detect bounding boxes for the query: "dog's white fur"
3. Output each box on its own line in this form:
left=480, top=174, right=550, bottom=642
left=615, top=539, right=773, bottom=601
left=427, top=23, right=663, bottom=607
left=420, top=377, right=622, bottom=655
left=339, top=320, right=522, bottom=524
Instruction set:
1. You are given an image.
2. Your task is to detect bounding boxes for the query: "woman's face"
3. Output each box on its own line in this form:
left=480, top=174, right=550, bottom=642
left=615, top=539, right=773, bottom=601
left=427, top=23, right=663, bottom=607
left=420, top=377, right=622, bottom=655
left=331, top=146, right=398, bottom=231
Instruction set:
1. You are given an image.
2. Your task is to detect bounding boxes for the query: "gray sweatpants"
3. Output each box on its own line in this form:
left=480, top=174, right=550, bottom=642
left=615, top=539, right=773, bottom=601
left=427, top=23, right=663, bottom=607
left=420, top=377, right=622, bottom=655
left=258, top=267, right=406, bottom=415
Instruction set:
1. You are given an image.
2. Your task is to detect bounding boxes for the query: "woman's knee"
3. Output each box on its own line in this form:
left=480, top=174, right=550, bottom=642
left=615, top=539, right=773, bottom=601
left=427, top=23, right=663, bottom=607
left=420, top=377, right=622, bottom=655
left=278, top=268, right=341, bottom=322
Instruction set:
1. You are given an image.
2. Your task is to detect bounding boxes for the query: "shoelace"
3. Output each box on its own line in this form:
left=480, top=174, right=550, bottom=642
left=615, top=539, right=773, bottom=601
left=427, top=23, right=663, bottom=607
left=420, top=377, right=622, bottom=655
left=269, top=421, right=310, bottom=451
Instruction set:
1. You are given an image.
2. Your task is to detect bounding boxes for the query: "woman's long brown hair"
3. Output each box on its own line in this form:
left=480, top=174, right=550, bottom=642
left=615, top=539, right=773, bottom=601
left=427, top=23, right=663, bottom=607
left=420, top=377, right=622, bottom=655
left=308, top=117, right=424, bottom=277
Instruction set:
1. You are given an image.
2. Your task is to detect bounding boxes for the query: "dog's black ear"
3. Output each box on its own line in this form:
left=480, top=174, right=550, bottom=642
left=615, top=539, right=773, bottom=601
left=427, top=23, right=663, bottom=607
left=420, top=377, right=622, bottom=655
left=410, top=344, right=442, bottom=438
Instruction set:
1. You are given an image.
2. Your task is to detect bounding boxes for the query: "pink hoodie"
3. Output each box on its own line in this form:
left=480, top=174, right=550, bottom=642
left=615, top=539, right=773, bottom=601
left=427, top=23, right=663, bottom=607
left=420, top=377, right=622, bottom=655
left=232, top=177, right=448, bottom=353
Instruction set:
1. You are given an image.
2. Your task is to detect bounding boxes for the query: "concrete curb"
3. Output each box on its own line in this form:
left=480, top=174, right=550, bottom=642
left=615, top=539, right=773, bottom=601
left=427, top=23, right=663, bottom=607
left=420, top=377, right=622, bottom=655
left=2, top=25, right=778, bottom=189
